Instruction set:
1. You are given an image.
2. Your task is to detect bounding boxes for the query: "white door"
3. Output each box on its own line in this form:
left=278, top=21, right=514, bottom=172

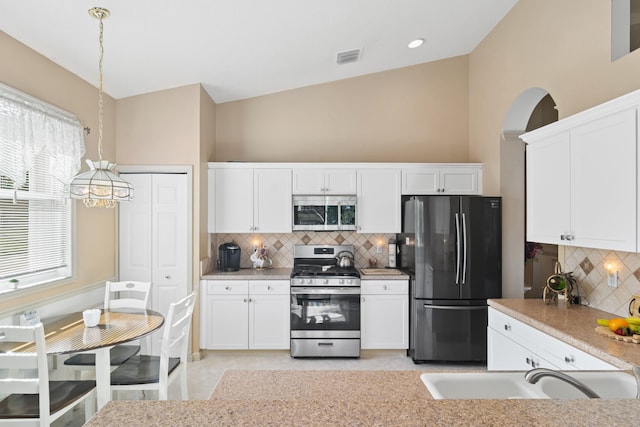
left=119, top=172, right=190, bottom=355
left=151, top=174, right=189, bottom=323
left=118, top=174, right=153, bottom=282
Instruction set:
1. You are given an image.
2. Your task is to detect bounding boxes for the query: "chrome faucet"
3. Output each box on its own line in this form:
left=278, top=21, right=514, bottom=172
left=633, top=366, right=640, bottom=399
left=524, top=368, right=600, bottom=399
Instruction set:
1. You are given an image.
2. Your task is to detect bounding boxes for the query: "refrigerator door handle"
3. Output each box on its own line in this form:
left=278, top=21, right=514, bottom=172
left=455, top=213, right=461, bottom=285
left=462, top=212, right=467, bottom=285
left=422, top=304, right=486, bottom=311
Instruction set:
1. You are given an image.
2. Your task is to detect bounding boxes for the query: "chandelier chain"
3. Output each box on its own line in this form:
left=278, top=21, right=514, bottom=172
left=97, top=14, right=105, bottom=161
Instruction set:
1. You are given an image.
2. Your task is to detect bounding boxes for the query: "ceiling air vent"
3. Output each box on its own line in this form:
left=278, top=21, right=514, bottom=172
left=336, top=48, right=361, bottom=65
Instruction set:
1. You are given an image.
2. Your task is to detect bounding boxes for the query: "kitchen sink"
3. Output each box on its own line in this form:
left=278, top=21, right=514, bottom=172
left=421, top=371, right=637, bottom=400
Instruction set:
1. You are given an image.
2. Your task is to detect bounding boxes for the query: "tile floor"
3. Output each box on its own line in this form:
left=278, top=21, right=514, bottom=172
left=54, top=350, right=486, bottom=426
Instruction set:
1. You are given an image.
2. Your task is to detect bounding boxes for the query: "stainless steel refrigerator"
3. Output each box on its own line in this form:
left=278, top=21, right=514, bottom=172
left=398, top=195, right=502, bottom=363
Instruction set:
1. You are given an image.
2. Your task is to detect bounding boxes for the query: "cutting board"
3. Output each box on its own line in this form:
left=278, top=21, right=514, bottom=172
left=594, top=325, right=640, bottom=343
left=360, top=268, right=404, bottom=275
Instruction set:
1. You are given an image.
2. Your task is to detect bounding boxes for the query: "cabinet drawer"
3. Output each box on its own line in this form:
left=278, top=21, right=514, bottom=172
left=537, top=334, right=616, bottom=370
left=250, top=280, right=290, bottom=295
left=488, top=308, right=541, bottom=347
left=361, top=280, right=408, bottom=295
left=207, top=281, right=249, bottom=295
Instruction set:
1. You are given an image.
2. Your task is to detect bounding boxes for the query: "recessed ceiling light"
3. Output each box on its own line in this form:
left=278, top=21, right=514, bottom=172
left=408, top=38, right=425, bottom=49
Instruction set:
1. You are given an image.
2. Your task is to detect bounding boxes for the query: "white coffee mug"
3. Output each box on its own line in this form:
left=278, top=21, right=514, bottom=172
left=82, top=309, right=101, bottom=327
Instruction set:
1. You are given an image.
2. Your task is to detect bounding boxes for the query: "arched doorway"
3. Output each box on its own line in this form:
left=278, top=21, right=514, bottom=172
left=500, top=88, right=558, bottom=299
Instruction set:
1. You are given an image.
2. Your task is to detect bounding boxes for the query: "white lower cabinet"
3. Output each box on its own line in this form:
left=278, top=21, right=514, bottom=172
left=487, top=307, right=616, bottom=371
left=361, top=280, right=408, bottom=349
left=201, top=280, right=290, bottom=350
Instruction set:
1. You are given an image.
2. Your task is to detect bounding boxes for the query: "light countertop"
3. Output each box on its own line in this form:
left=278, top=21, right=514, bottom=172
left=86, top=370, right=640, bottom=426
left=201, top=267, right=409, bottom=280
left=489, top=298, right=640, bottom=369
left=201, top=268, right=291, bottom=280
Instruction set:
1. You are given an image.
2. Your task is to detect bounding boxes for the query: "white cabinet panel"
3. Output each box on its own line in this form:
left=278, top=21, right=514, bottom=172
left=357, top=169, right=401, bottom=233
left=213, top=168, right=291, bottom=233
left=292, top=168, right=356, bottom=194
left=523, top=105, right=638, bottom=252
left=526, top=132, right=571, bottom=245
left=487, top=308, right=615, bottom=371
left=253, top=169, right=292, bottom=233
left=402, top=165, right=482, bottom=195
left=361, top=280, right=408, bottom=349
left=201, top=280, right=290, bottom=350
left=569, top=110, right=637, bottom=252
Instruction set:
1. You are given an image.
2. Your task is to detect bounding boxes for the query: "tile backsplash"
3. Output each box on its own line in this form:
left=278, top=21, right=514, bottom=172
left=562, top=246, right=640, bottom=316
left=211, top=232, right=396, bottom=270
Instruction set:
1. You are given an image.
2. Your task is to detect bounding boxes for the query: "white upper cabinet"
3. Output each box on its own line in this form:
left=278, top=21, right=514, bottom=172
left=401, top=165, right=482, bottom=195
left=357, top=169, right=401, bottom=233
left=253, top=169, right=292, bottom=233
left=212, top=168, right=292, bottom=233
left=292, top=168, right=357, bottom=194
left=525, top=132, right=571, bottom=246
left=522, top=91, right=639, bottom=252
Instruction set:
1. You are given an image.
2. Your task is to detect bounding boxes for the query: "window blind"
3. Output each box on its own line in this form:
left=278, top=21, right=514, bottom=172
left=0, top=84, right=81, bottom=288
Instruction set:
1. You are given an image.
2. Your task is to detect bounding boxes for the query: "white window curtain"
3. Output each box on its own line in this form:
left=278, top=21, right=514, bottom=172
left=0, top=83, right=85, bottom=188
left=0, top=83, right=85, bottom=288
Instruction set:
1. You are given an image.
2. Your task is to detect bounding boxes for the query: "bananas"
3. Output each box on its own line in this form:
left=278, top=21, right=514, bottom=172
left=595, top=317, right=640, bottom=334
left=626, top=317, right=640, bottom=325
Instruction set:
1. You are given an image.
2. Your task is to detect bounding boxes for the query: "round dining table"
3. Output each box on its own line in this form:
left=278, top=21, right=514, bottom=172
left=5, top=308, right=164, bottom=410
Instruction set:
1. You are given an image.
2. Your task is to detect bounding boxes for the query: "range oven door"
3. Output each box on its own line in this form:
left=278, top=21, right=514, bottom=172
left=290, top=286, right=361, bottom=357
left=290, top=286, right=360, bottom=338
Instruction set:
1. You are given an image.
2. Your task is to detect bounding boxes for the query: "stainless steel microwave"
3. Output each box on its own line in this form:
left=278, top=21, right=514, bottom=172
left=292, top=195, right=357, bottom=231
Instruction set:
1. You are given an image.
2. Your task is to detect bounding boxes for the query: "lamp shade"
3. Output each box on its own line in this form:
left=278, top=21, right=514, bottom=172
left=69, top=159, right=134, bottom=208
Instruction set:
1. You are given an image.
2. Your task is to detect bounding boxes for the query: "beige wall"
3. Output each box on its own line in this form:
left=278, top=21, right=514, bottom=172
left=215, top=55, right=470, bottom=163
left=116, top=83, right=216, bottom=356
left=470, top=0, right=640, bottom=308
left=469, top=0, right=640, bottom=195
left=0, top=31, right=117, bottom=313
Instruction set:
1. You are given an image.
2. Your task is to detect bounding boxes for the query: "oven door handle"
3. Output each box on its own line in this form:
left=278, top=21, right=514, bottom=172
left=291, top=287, right=360, bottom=295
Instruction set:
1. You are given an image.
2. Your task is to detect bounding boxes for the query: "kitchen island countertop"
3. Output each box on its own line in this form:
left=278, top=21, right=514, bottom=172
left=489, top=298, right=640, bottom=369
left=201, top=268, right=291, bottom=280
left=86, top=370, right=640, bottom=426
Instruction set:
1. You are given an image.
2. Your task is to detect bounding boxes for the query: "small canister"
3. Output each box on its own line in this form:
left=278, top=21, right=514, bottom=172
left=388, top=238, right=397, bottom=268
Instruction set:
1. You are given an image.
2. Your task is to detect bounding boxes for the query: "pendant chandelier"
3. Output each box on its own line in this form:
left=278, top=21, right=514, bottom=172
left=69, top=7, right=133, bottom=208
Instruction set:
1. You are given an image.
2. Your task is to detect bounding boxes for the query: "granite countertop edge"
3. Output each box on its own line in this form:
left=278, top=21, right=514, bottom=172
left=488, top=298, right=639, bottom=369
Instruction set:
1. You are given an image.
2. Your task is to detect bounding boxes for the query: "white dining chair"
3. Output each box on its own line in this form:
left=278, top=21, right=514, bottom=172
left=0, top=324, right=96, bottom=426
left=110, top=292, right=196, bottom=400
left=64, top=280, right=152, bottom=375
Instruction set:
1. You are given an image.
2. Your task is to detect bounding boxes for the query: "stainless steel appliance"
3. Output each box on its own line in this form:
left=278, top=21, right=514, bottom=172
left=290, top=244, right=361, bottom=358
left=218, top=242, right=241, bottom=272
left=399, top=196, right=501, bottom=363
left=292, top=195, right=357, bottom=231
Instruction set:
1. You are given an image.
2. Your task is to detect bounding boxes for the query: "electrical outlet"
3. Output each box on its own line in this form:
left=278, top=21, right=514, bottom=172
left=376, top=245, right=383, bottom=254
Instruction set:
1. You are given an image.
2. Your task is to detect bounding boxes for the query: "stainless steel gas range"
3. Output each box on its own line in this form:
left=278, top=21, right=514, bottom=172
left=290, top=244, right=361, bottom=358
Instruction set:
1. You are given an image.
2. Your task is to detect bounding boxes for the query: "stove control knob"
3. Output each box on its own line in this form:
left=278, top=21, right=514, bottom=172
left=323, top=279, right=329, bottom=285
left=339, top=279, right=345, bottom=285
left=307, top=279, right=313, bottom=285
left=346, top=279, right=352, bottom=285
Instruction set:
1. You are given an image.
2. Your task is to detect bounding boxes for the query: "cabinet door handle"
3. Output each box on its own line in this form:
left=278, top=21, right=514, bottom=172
left=225, top=286, right=231, bottom=291
left=165, top=275, right=171, bottom=279
left=504, top=324, right=511, bottom=332
left=383, top=285, right=388, bottom=290
left=564, top=355, right=575, bottom=364
left=267, top=286, right=272, bottom=290
left=362, top=296, right=366, bottom=302
left=243, top=298, right=248, bottom=302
